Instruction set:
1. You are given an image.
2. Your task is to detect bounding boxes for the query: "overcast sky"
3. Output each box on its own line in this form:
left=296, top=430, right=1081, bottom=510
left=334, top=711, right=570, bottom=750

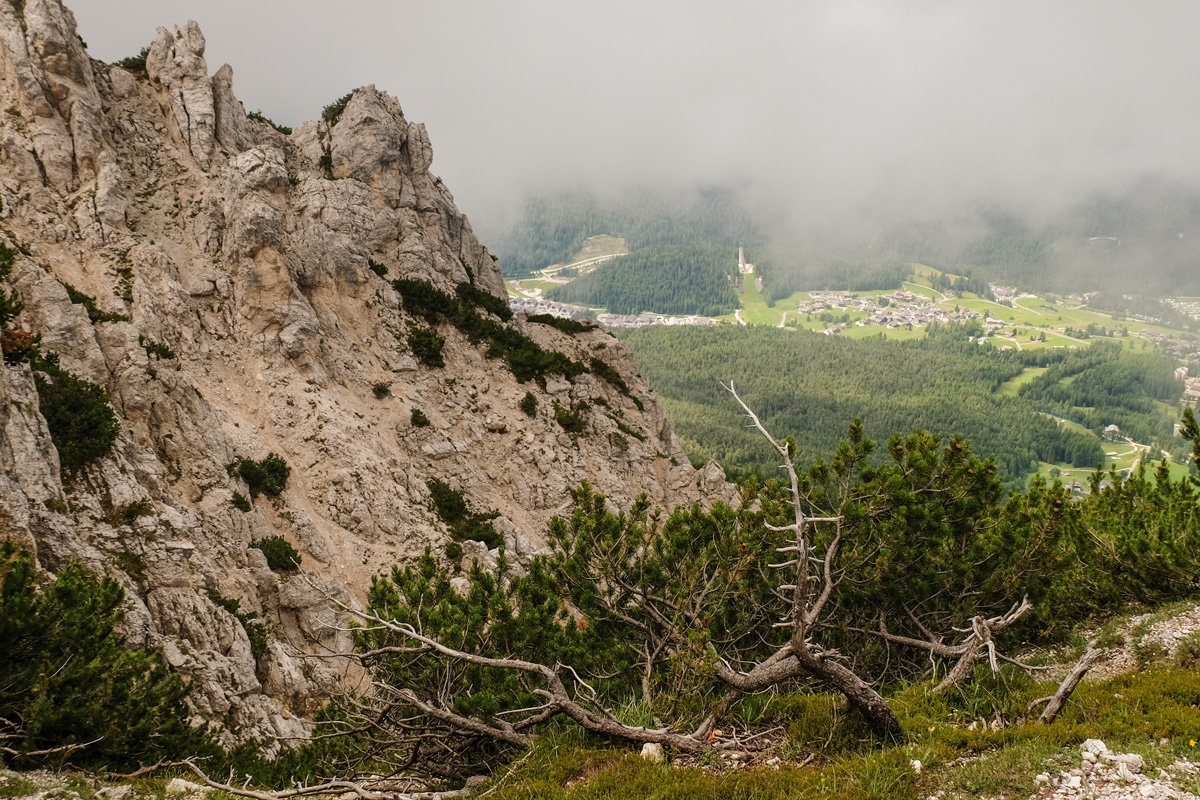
left=70, top=1, right=1200, bottom=230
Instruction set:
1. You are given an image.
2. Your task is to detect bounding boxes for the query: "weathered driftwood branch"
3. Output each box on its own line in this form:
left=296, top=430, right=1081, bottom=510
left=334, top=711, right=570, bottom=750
left=181, top=759, right=470, bottom=800
left=864, top=596, right=1033, bottom=691
left=0, top=736, right=103, bottom=758
left=1029, top=646, right=1101, bottom=724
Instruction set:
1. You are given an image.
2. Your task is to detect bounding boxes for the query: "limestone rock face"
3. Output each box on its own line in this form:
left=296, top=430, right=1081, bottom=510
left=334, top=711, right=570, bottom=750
left=146, top=21, right=216, bottom=166
left=0, top=1, right=731, bottom=744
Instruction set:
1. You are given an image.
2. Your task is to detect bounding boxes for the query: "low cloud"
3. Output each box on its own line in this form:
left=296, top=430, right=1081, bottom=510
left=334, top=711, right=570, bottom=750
left=73, top=0, right=1200, bottom=232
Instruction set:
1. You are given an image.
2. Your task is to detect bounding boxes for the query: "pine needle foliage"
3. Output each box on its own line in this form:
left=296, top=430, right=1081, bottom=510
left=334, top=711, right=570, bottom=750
left=33, top=363, right=120, bottom=475
left=251, top=536, right=301, bottom=573
left=113, top=46, right=149, bottom=77
left=231, top=453, right=290, bottom=498
left=393, top=278, right=588, bottom=384
left=0, top=541, right=211, bottom=768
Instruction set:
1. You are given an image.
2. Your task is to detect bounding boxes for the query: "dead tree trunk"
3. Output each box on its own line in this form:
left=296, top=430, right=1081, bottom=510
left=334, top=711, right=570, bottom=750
left=722, top=383, right=902, bottom=737
left=865, top=598, right=1033, bottom=692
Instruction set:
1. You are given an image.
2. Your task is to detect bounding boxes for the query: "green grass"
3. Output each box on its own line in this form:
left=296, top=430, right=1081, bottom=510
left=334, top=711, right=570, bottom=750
left=911, top=263, right=969, bottom=282
left=997, top=367, right=1049, bottom=397
left=901, top=281, right=941, bottom=300
left=481, top=663, right=1200, bottom=800
left=0, top=774, right=39, bottom=798
left=839, top=324, right=926, bottom=341
left=734, top=281, right=786, bottom=326
left=508, top=279, right=564, bottom=298
left=570, top=235, right=628, bottom=263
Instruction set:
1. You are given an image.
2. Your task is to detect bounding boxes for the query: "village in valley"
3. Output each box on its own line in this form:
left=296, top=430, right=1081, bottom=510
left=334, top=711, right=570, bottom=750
left=507, top=241, right=1200, bottom=368
left=506, top=241, right=1200, bottom=492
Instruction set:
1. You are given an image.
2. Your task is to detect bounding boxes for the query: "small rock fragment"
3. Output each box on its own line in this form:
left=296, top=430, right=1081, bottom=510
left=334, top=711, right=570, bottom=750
left=165, top=778, right=203, bottom=795
left=641, top=742, right=664, bottom=763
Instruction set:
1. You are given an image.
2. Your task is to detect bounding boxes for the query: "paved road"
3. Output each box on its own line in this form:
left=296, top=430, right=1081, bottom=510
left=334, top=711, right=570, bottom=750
left=538, top=252, right=626, bottom=278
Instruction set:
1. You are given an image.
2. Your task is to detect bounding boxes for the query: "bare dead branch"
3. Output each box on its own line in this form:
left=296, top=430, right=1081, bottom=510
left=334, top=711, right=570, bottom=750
left=717, top=382, right=902, bottom=737
left=1034, top=647, right=1101, bottom=724
left=0, top=737, right=103, bottom=758
left=181, top=759, right=471, bottom=800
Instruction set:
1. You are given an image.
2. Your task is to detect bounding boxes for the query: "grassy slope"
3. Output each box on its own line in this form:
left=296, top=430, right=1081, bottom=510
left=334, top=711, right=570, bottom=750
left=486, top=632, right=1200, bottom=799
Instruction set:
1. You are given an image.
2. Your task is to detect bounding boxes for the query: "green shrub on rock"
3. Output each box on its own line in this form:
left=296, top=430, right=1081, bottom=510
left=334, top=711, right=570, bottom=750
left=407, top=327, right=445, bottom=368
left=0, top=540, right=210, bottom=768
left=251, top=535, right=301, bottom=573
left=232, top=453, right=290, bottom=498
left=519, top=391, right=538, bottom=417
left=33, top=363, right=120, bottom=475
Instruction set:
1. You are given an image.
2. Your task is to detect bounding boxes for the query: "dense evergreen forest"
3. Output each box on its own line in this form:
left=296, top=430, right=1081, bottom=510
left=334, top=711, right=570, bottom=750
left=759, top=259, right=911, bottom=305
left=616, top=324, right=1184, bottom=487
left=547, top=244, right=739, bottom=316
left=1018, top=341, right=1185, bottom=456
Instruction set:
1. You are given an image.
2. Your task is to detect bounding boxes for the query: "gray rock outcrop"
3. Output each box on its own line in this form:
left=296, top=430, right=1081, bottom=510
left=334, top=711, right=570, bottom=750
left=0, top=0, right=731, bottom=745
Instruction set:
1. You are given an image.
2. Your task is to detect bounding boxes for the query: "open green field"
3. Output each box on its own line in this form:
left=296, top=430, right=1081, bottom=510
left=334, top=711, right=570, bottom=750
left=838, top=322, right=925, bottom=341
left=1037, top=455, right=1191, bottom=487
left=997, top=366, right=1049, bottom=397
left=900, top=280, right=942, bottom=300
left=912, top=262, right=968, bottom=281
left=508, top=279, right=564, bottom=298
left=569, top=234, right=628, bottom=262
left=728, top=280, right=783, bottom=325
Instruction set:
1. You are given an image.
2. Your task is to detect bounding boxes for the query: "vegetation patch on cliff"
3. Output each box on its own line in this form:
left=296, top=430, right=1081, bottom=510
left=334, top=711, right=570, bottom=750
left=393, top=278, right=589, bottom=385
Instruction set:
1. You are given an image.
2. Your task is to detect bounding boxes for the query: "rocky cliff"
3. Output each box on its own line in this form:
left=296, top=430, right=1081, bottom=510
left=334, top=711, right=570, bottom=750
left=0, top=0, right=728, bottom=745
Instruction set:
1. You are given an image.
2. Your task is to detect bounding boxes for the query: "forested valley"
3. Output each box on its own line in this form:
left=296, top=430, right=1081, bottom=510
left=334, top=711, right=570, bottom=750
left=1018, top=341, right=1184, bottom=455
left=494, top=177, right=1200, bottom=321
left=618, top=323, right=1187, bottom=487
left=486, top=185, right=767, bottom=277
left=546, top=243, right=738, bottom=316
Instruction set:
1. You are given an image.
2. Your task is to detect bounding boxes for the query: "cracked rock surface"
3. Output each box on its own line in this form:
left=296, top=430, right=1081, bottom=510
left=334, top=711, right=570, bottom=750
left=0, top=0, right=732, bottom=744
left=1029, top=740, right=1199, bottom=800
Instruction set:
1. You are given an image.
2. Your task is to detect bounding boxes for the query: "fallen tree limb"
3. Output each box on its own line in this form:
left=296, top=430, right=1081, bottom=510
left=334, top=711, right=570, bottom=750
left=181, top=759, right=472, bottom=800
left=1030, top=647, right=1101, bottom=724
left=0, top=737, right=103, bottom=758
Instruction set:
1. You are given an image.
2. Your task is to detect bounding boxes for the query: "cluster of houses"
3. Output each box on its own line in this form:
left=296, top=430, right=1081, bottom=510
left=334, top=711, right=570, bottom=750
left=1166, top=297, right=1200, bottom=322
left=800, top=290, right=981, bottom=334
left=1141, top=330, right=1200, bottom=368
left=990, top=285, right=1019, bottom=304
left=1175, top=366, right=1200, bottom=406
left=596, top=313, right=718, bottom=329
left=508, top=297, right=592, bottom=320
left=506, top=296, right=718, bottom=329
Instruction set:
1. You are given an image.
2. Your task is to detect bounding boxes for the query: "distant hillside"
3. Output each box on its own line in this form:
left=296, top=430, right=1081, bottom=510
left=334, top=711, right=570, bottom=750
left=547, top=244, right=738, bottom=316
left=487, top=186, right=766, bottom=276
left=618, top=324, right=1111, bottom=487
left=493, top=176, right=1200, bottom=301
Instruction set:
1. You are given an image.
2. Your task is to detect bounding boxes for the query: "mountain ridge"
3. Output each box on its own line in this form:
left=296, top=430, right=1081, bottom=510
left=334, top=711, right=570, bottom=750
left=0, top=0, right=728, bottom=745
